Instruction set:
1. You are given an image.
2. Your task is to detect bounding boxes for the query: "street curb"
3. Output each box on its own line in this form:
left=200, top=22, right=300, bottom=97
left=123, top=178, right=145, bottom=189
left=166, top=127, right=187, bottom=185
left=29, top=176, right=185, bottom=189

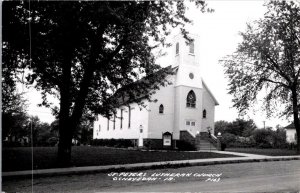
left=3, top=156, right=300, bottom=179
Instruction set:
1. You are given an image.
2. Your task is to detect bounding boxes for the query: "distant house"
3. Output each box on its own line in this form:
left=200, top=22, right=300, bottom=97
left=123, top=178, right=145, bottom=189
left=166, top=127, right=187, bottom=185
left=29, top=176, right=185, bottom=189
left=284, top=123, right=298, bottom=144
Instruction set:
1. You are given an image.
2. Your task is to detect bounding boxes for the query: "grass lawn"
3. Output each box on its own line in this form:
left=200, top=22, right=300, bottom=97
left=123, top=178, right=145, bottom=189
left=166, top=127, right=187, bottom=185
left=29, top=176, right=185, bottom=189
left=3, top=146, right=239, bottom=172
left=226, top=147, right=298, bottom=156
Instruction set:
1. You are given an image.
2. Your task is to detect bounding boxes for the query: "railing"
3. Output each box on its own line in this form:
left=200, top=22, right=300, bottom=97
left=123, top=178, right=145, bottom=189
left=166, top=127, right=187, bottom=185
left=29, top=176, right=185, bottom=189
left=186, top=130, right=196, bottom=138
left=180, top=130, right=196, bottom=142
left=211, top=134, right=218, bottom=142
left=208, top=134, right=219, bottom=148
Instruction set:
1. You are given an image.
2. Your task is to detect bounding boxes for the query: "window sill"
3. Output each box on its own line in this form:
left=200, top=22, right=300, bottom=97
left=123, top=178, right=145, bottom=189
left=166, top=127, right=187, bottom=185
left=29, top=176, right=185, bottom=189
left=186, top=107, right=197, bottom=109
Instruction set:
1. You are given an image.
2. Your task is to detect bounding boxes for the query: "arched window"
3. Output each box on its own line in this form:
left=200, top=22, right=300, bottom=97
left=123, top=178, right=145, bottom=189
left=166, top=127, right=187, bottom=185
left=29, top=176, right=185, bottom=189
left=203, top=109, right=207, bottom=118
left=186, top=90, right=196, bottom=108
left=159, top=104, right=164, bottom=114
left=189, top=40, right=194, bottom=54
left=176, top=42, right=179, bottom=55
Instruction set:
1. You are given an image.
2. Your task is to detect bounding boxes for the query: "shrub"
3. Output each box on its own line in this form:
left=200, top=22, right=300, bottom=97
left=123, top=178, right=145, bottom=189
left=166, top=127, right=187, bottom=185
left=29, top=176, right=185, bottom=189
left=237, top=136, right=256, bottom=147
left=144, top=140, right=156, bottom=149
left=272, top=128, right=288, bottom=148
left=90, top=138, right=134, bottom=148
left=252, top=128, right=288, bottom=149
left=176, top=140, right=196, bottom=151
left=221, top=143, right=226, bottom=151
left=220, top=133, right=237, bottom=147
left=252, top=129, right=272, bottom=148
left=288, top=143, right=297, bottom=150
left=3, top=141, right=21, bottom=147
left=258, top=143, right=272, bottom=148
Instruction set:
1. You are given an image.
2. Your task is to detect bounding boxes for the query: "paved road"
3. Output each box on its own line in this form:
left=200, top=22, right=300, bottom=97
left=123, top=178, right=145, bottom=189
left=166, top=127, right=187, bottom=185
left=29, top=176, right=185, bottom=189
left=3, top=160, right=300, bottom=193
left=106, top=170, right=300, bottom=193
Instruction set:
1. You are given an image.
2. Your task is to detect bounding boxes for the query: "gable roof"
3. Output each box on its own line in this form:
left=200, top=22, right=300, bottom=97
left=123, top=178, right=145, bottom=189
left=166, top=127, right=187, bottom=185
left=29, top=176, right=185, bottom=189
left=285, top=123, right=297, bottom=130
left=104, top=66, right=219, bottom=109
left=202, top=79, right=219, bottom=106
left=105, top=65, right=177, bottom=108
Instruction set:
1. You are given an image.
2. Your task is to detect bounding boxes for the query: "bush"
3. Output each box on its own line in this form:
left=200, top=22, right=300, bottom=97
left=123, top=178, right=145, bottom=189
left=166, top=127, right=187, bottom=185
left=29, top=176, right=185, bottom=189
left=221, top=143, right=226, bottom=151
left=3, top=141, right=21, bottom=147
left=90, top=138, right=134, bottom=148
left=144, top=140, right=156, bottom=149
left=272, top=128, right=288, bottom=148
left=251, top=128, right=288, bottom=149
left=47, top=137, right=59, bottom=146
left=220, top=133, right=237, bottom=147
left=252, top=129, right=272, bottom=148
left=176, top=140, right=196, bottom=151
left=258, top=143, right=272, bottom=149
left=288, top=143, right=297, bottom=150
left=230, top=136, right=256, bottom=148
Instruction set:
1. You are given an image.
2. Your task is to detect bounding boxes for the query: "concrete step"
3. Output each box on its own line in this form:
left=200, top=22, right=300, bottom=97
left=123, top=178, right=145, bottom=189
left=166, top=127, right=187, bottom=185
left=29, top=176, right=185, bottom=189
left=199, top=142, right=211, bottom=145
left=199, top=144, right=216, bottom=147
left=196, top=138, right=218, bottom=151
left=199, top=145, right=213, bottom=148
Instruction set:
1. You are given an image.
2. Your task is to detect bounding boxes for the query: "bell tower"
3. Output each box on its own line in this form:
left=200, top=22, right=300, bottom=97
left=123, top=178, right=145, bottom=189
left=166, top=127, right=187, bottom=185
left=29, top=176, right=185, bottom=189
left=172, top=33, right=202, bottom=89
left=173, top=33, right=204, bottom=139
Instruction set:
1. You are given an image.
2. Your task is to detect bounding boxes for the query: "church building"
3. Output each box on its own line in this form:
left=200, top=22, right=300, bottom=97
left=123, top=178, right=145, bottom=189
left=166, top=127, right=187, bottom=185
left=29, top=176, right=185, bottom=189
left=93, top=34, right=219, bottom=149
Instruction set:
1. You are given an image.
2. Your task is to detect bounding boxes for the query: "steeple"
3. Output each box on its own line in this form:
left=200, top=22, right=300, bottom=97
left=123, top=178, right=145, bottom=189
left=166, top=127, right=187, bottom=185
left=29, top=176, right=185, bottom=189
left=172, top=33, right=200, bottom=68
left=172, top=33, right=202, bottom=88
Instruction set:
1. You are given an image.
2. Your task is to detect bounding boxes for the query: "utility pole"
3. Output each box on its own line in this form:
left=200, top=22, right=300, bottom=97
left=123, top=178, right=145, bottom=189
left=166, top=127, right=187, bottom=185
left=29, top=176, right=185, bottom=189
left=263, top=121, right=266, bottom=129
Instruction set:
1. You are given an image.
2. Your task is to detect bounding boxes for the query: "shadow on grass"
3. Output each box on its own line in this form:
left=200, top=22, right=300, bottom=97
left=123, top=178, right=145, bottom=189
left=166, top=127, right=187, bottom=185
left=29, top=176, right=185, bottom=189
left=3, top=146, right=240, bottom=172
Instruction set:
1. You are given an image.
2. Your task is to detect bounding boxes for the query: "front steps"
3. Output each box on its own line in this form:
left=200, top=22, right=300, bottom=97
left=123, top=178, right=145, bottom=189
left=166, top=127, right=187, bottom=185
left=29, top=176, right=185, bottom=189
left=196, top=137, right=217, bottom=151
left=196, top=133, right=218, bottom=151
left=180, top=131, right=219, bottom=151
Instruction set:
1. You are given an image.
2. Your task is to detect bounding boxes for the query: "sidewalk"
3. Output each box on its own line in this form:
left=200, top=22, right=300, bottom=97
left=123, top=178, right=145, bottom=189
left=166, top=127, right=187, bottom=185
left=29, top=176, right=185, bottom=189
left=3, top=151, right=300, bottom=178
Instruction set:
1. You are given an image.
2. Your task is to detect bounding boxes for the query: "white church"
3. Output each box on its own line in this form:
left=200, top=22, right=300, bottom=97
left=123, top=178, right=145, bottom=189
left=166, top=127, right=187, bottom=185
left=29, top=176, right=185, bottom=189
left=93, top=34, right=219, bottom=150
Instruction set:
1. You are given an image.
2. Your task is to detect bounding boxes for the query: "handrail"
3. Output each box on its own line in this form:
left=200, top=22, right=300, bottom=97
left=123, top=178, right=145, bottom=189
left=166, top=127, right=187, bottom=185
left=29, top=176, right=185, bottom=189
left=186, top=130, right=196, bottom=138
left=211, top=134, right=217, bottom=140
left=208, top=134, right=218, bottom=148
left=180, top=130, right=196, bottom=138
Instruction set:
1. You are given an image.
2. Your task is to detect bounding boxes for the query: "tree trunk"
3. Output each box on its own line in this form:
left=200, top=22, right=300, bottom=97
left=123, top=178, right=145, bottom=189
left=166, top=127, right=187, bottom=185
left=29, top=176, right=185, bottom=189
left=56, top=30, right=114, bottom=165
left=297, top=127, right=300, bottom=153
left=57, top=117, right=72, bottom=167
left=57, top=54, right=73, bottom=166
left=291, top=88, right=300, bottom=154
left=57, top=40, right=98, bottom=166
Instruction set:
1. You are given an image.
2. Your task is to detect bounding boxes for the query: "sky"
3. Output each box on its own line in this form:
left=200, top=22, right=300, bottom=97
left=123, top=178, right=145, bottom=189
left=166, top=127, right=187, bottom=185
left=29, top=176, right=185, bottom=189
left=22, top=1, right=290, bottom=128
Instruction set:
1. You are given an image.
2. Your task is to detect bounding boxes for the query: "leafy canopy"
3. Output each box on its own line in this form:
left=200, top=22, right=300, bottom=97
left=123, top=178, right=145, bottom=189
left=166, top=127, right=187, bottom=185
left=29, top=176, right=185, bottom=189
left=221, top=1, right=300, bottom=117
left=3, top=1, right=208, bottom=119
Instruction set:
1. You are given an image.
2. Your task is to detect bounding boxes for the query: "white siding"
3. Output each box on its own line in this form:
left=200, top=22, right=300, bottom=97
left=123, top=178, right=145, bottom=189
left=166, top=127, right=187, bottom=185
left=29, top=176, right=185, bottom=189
left=286, top=129, right=297, bottom=143
left=148, top=76, right=176, bottom=139
left=93, top=101, right=149, bottom=139
left=201, top=85, right=216, bottom=134
left=174, top=85, right=203, bottom=137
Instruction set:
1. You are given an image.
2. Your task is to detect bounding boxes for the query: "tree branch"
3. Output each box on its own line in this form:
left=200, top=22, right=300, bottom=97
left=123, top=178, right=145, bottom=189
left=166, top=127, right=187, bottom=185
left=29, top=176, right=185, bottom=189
left=264, top=53, right=292, bottom=86
left=260, top=77, right=289, bottom=89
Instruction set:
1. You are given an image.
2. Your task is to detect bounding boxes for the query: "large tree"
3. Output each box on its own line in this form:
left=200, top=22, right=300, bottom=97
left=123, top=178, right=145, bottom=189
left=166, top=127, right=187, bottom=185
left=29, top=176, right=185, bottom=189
left=3, top=1, right=208, bottom=165
left=221, top=1, right=300, bottom=153
left=2, top=17, right=29, bottom=142
left=2, top=64, right=29, bottom=143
